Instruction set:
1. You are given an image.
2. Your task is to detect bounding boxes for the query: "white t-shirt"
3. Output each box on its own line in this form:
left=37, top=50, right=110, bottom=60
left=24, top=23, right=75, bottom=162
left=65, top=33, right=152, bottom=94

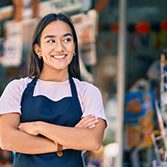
left=0, top=77, right=106, bottom=120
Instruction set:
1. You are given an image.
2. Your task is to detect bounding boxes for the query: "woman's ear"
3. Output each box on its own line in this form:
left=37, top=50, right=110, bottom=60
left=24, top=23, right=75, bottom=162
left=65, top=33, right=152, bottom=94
left=34, top=44, right=42, bottom=59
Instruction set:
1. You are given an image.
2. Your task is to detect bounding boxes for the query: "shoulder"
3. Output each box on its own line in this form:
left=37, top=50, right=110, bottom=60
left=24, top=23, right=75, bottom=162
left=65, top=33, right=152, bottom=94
left=0, top=77, right=32, bottom=115
left=74, top=78, right=106, bottom=122
left=3, top=77, right=32, bottom=95
left=73, top=78, right=102, bottom=100
left=6, top=77, right=32, bottom=89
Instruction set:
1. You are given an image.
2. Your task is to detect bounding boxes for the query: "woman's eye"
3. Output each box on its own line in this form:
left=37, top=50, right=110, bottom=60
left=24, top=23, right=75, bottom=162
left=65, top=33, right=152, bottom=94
left=47, top=39, right=55, bottom=43
left=64, top=38, right=72, bottom=42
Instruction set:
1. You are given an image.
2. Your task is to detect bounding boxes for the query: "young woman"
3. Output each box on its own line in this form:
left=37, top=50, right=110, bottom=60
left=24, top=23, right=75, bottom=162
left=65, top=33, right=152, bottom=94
left=0, top=13, right=106, bottom=167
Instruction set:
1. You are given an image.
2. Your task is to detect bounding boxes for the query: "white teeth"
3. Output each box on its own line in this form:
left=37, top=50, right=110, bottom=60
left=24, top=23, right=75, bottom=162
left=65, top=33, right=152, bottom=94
left=53, top=55, right=66, bottom=59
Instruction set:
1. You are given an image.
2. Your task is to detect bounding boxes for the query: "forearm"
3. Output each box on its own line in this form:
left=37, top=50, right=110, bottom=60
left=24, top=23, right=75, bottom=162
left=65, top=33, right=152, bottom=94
left=1, top=127, right=58, bottom=154
left=37, top=121, right=105, bottom=151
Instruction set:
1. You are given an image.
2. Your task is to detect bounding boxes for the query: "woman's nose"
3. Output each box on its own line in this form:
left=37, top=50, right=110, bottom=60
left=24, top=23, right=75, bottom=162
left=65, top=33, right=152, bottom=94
left=54, top=40, right=64, bottom=51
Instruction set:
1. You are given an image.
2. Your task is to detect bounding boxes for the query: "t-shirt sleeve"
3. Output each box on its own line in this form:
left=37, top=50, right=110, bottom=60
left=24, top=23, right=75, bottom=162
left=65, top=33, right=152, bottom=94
left=81, top=83, right=107, bottom=122
left=0, top=80, right=23, bottom=115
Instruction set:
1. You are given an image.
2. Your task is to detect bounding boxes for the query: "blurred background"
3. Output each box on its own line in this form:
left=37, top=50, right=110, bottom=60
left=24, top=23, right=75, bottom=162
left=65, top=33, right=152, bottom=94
left=0, top=0, right=167, bottom=166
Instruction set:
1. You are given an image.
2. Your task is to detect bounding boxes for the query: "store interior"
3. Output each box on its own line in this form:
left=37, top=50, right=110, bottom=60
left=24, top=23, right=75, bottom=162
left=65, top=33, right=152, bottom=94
left=0, top=0, right=167, bottom=167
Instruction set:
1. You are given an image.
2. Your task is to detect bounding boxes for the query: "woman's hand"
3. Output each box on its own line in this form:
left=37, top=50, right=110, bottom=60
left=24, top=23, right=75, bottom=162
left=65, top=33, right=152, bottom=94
left=19, top=122, right=39, bottom=136
left=75, top=115, right=99, bottom=129
left=19, top=115, right=99, bottom=136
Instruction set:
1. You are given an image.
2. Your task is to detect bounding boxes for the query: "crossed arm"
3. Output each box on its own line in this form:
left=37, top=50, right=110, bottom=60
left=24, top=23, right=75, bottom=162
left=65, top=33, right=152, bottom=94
left=0, top=113, right=106, bottom=154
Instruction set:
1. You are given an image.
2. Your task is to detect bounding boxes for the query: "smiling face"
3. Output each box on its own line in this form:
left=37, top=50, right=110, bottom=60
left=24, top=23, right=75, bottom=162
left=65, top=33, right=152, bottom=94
left=34, top=20, right=75, bottom=80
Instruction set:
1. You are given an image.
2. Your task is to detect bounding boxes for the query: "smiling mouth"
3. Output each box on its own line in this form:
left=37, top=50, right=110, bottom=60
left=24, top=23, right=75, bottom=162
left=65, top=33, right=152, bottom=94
left=51, top=55, right=67, bottom=59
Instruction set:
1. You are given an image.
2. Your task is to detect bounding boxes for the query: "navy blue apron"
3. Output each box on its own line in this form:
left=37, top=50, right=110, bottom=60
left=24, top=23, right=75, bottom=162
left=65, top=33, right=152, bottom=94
left=13, top=77, right=84, bottom=167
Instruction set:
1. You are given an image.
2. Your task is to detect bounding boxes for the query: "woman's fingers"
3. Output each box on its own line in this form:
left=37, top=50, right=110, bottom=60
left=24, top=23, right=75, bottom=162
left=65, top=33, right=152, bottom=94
left=86, top=119, right=99, bottom=128
left=19, top=122, right=39, bottom=135
left=75, top=115, right=95, bottom=127
left=77, top=115, right=95, bottom=127
left=75, top=115, right=99, bottom=128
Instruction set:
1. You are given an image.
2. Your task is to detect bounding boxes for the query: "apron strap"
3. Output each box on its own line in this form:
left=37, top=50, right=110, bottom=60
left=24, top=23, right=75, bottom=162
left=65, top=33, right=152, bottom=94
left=69, top=77, right=78, bottom=100
left=69, top=77, right=82, bottom=112
left=21, top=77, right=38, bottom=105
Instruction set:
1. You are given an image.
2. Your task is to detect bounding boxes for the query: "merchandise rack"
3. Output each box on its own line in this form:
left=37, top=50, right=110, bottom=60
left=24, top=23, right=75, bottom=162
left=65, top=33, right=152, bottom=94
left=152, top=52, right=167, bottom=166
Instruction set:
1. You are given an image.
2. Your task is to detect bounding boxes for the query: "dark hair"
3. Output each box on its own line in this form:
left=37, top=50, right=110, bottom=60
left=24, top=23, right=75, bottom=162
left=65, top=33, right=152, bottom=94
left=28, top=13, right=81, bottom=80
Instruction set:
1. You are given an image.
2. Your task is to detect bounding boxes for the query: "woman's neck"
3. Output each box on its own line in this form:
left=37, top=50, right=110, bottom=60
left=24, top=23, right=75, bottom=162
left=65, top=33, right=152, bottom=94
left=39, top=69, right=69, bottom=82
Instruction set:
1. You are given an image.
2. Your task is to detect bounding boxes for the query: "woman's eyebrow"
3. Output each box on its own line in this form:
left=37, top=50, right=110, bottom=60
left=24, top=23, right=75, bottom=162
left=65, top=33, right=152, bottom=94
left=44, top=33, right=72, bottom=39
left=44, top=35, right=55, bottom=39
left=63, top=33, right=73, bottom=37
